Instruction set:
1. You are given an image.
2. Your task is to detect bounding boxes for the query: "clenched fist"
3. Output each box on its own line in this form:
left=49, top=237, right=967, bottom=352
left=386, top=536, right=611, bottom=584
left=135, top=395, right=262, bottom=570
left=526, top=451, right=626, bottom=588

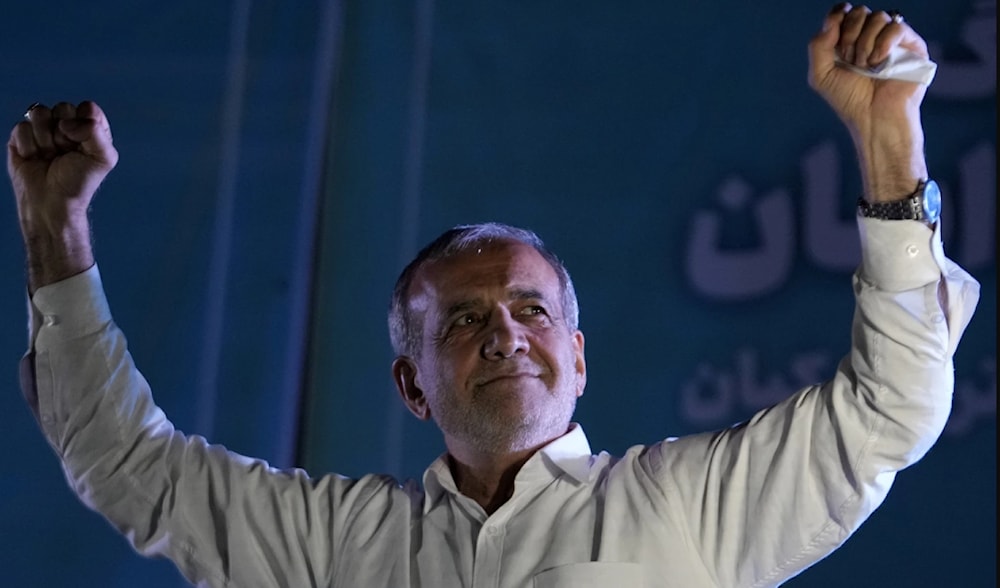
left=7, top=101, right=117, bottom=291
left=808, top=4, right=929, bottom=203
left=808, top=4, right=930, bottom=132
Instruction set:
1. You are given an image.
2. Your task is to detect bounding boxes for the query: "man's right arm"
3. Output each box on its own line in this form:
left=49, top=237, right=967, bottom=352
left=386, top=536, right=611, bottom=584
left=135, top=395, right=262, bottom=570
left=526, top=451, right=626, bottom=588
left=8, top=102, right=399, bottom=587
left=22, top=264, right=348, bottom=586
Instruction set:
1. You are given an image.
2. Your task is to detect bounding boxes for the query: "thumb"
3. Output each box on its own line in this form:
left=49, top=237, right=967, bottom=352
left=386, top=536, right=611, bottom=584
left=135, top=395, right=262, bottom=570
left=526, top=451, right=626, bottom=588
left=7, top=125, right=33, bottom=180
left=58, top=102, right=118, bottom=169
left=7, top=142, right=24, bottom=183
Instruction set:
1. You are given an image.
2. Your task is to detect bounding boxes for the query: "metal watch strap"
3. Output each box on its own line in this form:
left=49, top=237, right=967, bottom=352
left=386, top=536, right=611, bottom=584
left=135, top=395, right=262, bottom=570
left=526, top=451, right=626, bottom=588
left=857, top=181, right=928, bottom=220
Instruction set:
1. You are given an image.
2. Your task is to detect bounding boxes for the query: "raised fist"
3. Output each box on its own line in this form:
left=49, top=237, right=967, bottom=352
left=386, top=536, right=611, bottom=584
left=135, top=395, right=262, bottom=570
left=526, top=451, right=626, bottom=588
left=8, top=101, right=118, bottom=290
left=808, top=4, right=929, bottom=136
left=7, top=101, right=118, bottom=229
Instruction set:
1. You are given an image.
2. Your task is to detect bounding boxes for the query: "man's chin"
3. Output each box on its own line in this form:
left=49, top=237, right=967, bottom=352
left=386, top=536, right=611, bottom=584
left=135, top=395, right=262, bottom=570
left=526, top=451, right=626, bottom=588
left=467, top=412, right=573, bottom=454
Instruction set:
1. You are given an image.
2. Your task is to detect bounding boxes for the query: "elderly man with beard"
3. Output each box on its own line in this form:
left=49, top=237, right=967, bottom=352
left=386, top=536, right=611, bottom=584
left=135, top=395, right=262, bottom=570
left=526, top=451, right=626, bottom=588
left=8, top=4, right=979, bottom=588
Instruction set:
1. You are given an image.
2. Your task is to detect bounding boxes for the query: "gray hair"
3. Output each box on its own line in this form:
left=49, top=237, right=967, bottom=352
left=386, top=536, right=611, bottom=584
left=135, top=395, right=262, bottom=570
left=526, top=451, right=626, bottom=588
left=388, top=223, right=579, bottom=357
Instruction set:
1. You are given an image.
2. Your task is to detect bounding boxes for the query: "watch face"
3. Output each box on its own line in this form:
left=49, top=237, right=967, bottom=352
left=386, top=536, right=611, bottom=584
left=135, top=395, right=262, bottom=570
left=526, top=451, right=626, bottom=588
left=923, top=180, right=941, bottom=222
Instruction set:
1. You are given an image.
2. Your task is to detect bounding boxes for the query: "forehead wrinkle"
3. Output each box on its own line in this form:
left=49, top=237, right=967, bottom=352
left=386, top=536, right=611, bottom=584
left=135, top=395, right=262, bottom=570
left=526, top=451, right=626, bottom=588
left=509, top=287, right=548, bottom=303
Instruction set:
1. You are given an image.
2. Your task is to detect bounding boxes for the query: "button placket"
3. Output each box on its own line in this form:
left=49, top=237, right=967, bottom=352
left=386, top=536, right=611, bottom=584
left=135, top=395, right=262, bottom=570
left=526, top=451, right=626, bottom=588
left=471, top=510, right=511, bottom=588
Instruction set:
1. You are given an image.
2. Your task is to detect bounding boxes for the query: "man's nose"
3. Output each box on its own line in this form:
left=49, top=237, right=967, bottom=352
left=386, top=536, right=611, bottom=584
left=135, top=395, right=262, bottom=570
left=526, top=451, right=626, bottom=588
left=482, top=313, right=529, bottom=359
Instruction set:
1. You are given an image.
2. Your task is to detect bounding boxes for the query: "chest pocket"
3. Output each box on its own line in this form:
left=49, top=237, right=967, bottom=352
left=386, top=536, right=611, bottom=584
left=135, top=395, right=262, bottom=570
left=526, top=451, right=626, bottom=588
left=533, top=562, right=646, bottom=588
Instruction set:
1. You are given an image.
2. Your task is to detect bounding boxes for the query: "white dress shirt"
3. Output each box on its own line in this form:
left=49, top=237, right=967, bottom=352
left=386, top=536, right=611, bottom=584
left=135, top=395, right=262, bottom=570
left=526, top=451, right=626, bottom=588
left=21, top=218, right=979, bottom=588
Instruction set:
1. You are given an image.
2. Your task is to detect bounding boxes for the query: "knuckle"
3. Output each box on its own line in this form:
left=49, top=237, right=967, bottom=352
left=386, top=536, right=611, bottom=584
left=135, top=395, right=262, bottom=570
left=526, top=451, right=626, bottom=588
left=51, top=102, right=75, bottom=117
left=845, top=5, right=872, bottom=23
left=28, top=105, right=52, bottom=120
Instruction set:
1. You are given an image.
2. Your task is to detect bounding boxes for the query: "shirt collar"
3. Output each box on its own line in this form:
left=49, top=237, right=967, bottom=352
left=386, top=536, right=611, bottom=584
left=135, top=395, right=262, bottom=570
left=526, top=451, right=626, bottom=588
left=536, top=423, right=594, bottom=483
left=422, top=423, right=594, bottom=511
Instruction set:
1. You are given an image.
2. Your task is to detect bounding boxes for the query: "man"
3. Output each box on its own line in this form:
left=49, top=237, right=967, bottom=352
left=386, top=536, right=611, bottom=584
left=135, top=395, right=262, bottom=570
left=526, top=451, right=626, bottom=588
left=7, top=5, right=979, bottom=588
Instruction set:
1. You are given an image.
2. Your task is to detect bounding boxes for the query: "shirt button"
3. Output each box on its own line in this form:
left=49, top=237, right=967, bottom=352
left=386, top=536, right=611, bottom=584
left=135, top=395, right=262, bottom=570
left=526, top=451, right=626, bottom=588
left=43, top=315, right=59, bottom=327
left=906, top=244, right=919, bottom=257
left=932, top=314, right=945, bottom=324
left=486, top=525, right=500, bottom=536
left=41, top=414, right=52, bottom=424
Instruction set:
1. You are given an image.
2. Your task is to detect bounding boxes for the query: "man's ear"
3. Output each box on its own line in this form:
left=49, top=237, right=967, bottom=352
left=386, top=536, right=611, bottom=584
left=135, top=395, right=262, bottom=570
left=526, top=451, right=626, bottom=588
left=392, top=356, right=431, bottom=420
left=573, top=330, right=587, bottom=398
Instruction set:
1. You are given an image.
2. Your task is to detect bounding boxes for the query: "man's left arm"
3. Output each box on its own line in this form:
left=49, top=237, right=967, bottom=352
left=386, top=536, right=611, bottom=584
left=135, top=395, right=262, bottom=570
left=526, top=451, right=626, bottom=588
left=638, top=5, right=981, bottom=586
left=648, top=224, right=978, bottom=587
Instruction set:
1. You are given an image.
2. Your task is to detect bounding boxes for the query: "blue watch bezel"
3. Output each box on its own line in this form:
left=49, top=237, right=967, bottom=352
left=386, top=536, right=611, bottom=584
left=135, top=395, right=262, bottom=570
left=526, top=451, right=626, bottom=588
left=922, top=180, right=941, bottom=223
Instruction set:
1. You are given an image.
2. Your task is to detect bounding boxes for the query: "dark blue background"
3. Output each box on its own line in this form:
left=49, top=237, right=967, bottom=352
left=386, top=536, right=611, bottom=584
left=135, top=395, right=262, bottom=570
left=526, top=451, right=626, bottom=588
left=1, top=1, right=994, bottom=586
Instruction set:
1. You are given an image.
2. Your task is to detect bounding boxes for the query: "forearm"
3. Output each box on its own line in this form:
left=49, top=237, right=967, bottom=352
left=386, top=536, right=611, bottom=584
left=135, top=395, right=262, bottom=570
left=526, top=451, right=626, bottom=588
left=849, top=103, right=928, bottom=203
left=21, top=212, right=94, bottom=294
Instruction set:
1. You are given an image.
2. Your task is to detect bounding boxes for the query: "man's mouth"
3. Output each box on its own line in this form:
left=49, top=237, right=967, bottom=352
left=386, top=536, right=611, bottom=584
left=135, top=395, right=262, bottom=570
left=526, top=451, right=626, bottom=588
left=475, top=372, right=539, bottom=387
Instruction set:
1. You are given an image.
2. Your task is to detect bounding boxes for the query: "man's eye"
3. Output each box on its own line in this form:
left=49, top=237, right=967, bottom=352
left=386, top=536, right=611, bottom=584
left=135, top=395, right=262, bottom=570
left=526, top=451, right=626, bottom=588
left=520, top=306, right=546, bottom=317
left=454, top=313, right=481, bottom=326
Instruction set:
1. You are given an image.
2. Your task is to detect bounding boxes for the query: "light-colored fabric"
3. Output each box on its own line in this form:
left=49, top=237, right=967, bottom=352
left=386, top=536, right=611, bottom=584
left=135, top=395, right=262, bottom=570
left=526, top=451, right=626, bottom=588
left=21, top=217, right=979, bottom=588
left=833, top=45, right=938, bottom=85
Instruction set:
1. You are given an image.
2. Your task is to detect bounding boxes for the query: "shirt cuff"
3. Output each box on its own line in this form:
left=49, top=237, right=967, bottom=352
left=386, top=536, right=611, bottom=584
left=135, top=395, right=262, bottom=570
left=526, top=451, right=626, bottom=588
left=857, top=217, right=945, bottom=291
left=28, top=264, right=112, bottom=352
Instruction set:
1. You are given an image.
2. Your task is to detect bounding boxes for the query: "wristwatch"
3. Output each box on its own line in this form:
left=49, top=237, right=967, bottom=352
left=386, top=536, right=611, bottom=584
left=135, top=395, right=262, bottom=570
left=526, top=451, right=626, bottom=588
left=857, top=180, right=941, bottom=224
